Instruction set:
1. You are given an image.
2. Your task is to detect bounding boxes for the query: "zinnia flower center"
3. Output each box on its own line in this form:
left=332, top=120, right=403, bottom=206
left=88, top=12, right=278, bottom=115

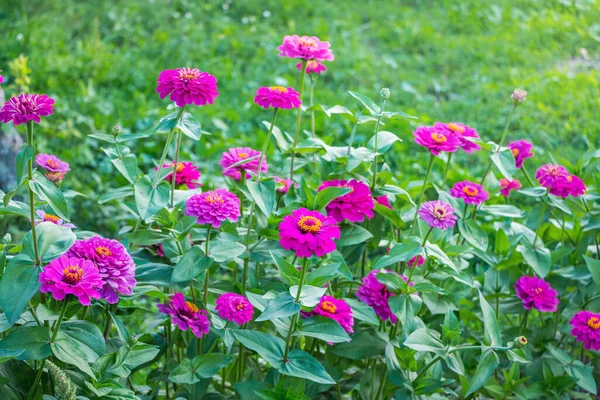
left=269, top=86, right=287, bottom=93
left=298, top=37, right=317, bottom=49
left=297, top=215, right=322, bottom=233
left=176, top=163, right=185, bottom=173
left=462, top=186, right=479, bottom=197
left=549, top=167, right=559, bottom=176
left=236, top=302, right=245, bottom=310
left=447, top=123, right=465, bottom=133
left=238, top=152, right=249, bottom=159
left=44, top=214, right=61, bottom=223
left=95, top=246, right=112, bottom=257
left=531, top=287, right=543, bottom=296
left=567, top=176, right=572, bottom=182
left=186, top=301, right=199, bottom=313
left=62, top=265, right=84, bottom=285
left=431, top=132, right=447, bottom=143
left=46, top=159, right=60, bottom=169
left=205, top=193, right=224, bottom=204
left=307, top=60, right=318, bottom=69
left=432, top=206, right=447, bottom=220
left=512, top=148, right=519, bottom=157
left=321, top=301, right=337, bottom=314
left=178, top=67, right=201, bottom=81
left=587, top=317, right=600, bottom=330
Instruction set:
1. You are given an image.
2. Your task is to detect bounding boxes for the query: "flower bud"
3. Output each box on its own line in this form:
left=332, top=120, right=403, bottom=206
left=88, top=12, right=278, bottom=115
left=113, top=125, right=121, bottom=137
left=511, top=88, right=527, bottom=105
left=129, top=334, right=138, bottom=346
left=512, top=336, right=528, bottom=348
left=1, top=233, right=11, bottom=245
left=380, top=88, right=391, bottom=100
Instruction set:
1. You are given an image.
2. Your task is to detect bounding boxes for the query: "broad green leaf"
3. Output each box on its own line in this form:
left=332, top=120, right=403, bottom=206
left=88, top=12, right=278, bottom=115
left=0, top=325, right=50, bottom=360
left=294, top=316, right=351, bottom=343
left=109, top=312, right=131, bottom=344
left=29, top=171, right=69, bottom=220
left=336, top=224, right=372, bottom=247
left=125, top=229, right=170, bottom=246
left=403, top=328, right=446, bottom=356
left=52, top=331, right=96, bottom=378
left=306, top=262, right=342, bottom=287
left=271, top=252, right=300, bottom=286
left=458, top=220, right=488, bottom=251
left=208, top=238, right=246, bottom=262
left=153, top=110, right=179, bottom=133
left=424, top=243, right=458, bottom=272
left=466, top=349, right=499, bottom=396
left=373, top=236, right=423, bottom=269
left=517, top=241, right=551, bottom=278
left=280, top=349, right=335, bottom=384
left=494, top=229, right=510, bottom=257
left=256, top=292, right=300, bottom=322
left=0, top=255, right=40, bottom=325
left=248, top=180, right=276, bottom=218
left=61, top=320, right=106, bottom=361
left=478, top=291, right=501, bottom=346
left=177, top=112, right=203, bottom=140
left=491, top=150, right=516, bottom=180
left=172, top=247, right=213, bottom=282
left=134, top=175, right=170, bottom=220
left=331, top=331, right=387, bottom=360
left=0, top=350, right=24, bottom=364
left=389, top=294, right=422, bottom=323
left=348, top=91, right=380, bottom=116
left=313, top=187, right=352, bottom=210
left=566, top=363, right=598, bottom=395
left=289, top=285, right=327, bottom=307
left=479, top=204, right=524, bottom=218
left=231, top=330, right=285, bottom=366
left=367, top=131, right=402, bottom=152
left=110, top=154, right=139, bottom=184
left=343, top=298, right=379, bottom=325
left=23, top=222, right=76, bottom=263
left=15, top=143, right=35, bottom=186
left=169, top=354, right=233, bottom=384
left=584, top=256, right=600, bottom=289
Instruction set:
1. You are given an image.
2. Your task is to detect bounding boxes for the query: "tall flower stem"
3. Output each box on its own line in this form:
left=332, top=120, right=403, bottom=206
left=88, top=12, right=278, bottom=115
left=408, top=227, right=433, bottom=283
left=289, top=60, right=308, bottom=180
left=256, top=108, right=279, bottom=183
left=409, top=153, right=435, bottom=235
left=203, top=226, right=212, bottom=307
left=153, top=106, right=186, bottom=188
left=532, top=198, right=548, bottom=248
left=346, top=109, right=363, bottom=157
left=283, top=258, right=309, bottom=361
left=480, top=105, right=516, bottom=185
left=582, top=198, right=600, bottom=258
left=370, top=97, right=388, bottom=192
left=26, top=121, right=41, bottom=266
left=442, top=152, right=453, bottom=188
left=309, top=75, right=316, bottom=138
left=169, top=130, right=183, bottom=208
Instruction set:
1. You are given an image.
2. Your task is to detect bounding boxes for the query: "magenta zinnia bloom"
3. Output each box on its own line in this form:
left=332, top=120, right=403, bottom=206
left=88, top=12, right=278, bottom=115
left=156, top=68, right=219, bottom=107
left=279, top=208, right=340, bottom=258
left=254, top=86, right=301, bottom=109
left=318, top=180, right=375, bottom=223
left=312, top=295, right=354, bottom=334
left=0, top=93, right=55, bottom=125
left=35, top=210, right=76, bottom=229
left=508, top=140, right=534, bottom=168
left=278, top=35, right=334, bottom=61
left=376, top=196, right=392, bottom=210
left=413, top=125, right=461, bottom=156
left=437, top=122, right=480, bottom=153
left=357, top=269, right=413, bottom=323
left=155, top=161, right=202, bottom=189
left=535, top=164, right=569, bottom=188
left=66, top=237, right=136, bottom=304
left=418, top=200, right=457, bottom=230
left=450, top=181, right=489, bottom=205
left=185, top=189, right=240, bottom=228
left=408, top=255, right=425, bottom=268
left=514, top=276, right=559, bottom=313
left=39, top=256, right=102, bottom=306
left=0, top=75, right=4, bottom=84
left=36, top=154, right=70, bottom=172
left=158, top=292, right=210, bottom=338
left=548, top=174, right=586, bottom=198
left=297, top=60, right=327, bottom=74
left=275, top=176, right=295, bottom=193
left=220, top=147, right=268, bottom=181
left=215, top=292, right=254, bottom=326
left=499, top=178, right=522, bottom=197
left=570, top=311, right=600, bottom=350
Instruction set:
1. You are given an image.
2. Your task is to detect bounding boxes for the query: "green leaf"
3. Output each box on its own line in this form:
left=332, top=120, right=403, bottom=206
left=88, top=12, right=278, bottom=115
left=343, top=298, right=379, bottom=325
left=0, top=349, right=24, bottom=363
left=479, top=205, right=524, bottom=218
left=208, top=238, right=246, bottom=262
left=348, top=91, right=380, bottom=116
left=517, top=241, right=551, bottom=278
left=373, top=236, right=423, bottom=269
left=0, top=325, right=50, bottom=360
left=466, top=349, right=499, bottom=396
left=177, top=112, right=203, bottom=140
left=255, top=292, right=300, bottom=322
left=110, top=154, right=139, bottom=184
left=478, top=291, right=501, bottom=346
left=491, top=150, right=516, bottom=180
left=424, top=243, right=458, bottom=272
left=109, top=312, right=131, bottom=344
left=494, top=229, right=510, bottom=257
left=171, top=246, right=213, bottom=282
left=61, top=320, right=106, bottom=362
left=248, top=180, right=276, bottom=218
left=389, top=294, right=422, bottom=322
left=289, top=285, right=327, bottom=307
left=125, top=229, right=170, bottom=246
left=0, top=255, right=40, bottom=325
left=403, top=328, right=446, bottom=356
left=29, top=171, right=69, bottom=220
left=367, top=131, right=402, bottom=152
left=306, top=262, right=342, bottom=287
left=15, top=143, right=35, bottom=186
left=566, top=363, right=598, bottom=395
left=134, top=175, right=170, bottom=220
left=23, top=222, right=76, bottom=263
left=313, top=186, right=352, bottom=210
left=52, top=331, right=96, bottom=378
left=231, top=330, right=285, bottom=366
left=169, top=354, right=233, bottom=384
left=331, top=331, right=388, bottom=360
left=295, top=316, right=351, bottom=343
left=518, top=187, right=546, bottom=197
left=153, top=111, right=180, bottom=133
left=271, top=252, right=300, bottom=286
left=280, top=349, right=335, bottom=384
left=584, top=255, right=600, bottom=289
left=458, top=220, right=488, bottom=251
left=336, top=224, right=373, bottom=247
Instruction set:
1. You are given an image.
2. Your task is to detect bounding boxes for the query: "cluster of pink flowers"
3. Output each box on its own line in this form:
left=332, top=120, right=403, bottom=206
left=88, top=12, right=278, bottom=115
left=279, top=208, right=340, bottom=258
left=35, top=153, right=70, bottom=183
left=418, top=200, right=457, bottom=230
left=39, top=256, right=102, bottom=306
left=185, top=189, right=241, bottom=228
left=450, top=181, right=489, bottom=205
left=413, top=122, right=479, bottom=156
left=215, top=293, right=254, bottom=326
left=158, top=292, right=210, bottom=338
left=535, top=163, right=586, bottom=198
left=275, top=176, right=295, bottom=193
left=318, top=179, right=375, bottom=223
left=436, top=122, right=481, bottom=153
left=220, top=147, right=268, bottom=181
left=155, top=161, right=202, bottom=189
left=156, top=68, right=219, bottom=107
left=278, top=35, right=334, bottom=62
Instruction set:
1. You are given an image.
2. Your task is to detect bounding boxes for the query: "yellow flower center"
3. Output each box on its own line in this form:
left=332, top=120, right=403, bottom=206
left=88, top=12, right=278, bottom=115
left=447, top=123, right=465, bottom=133
left=205, top=193, right=224, bottom=204
left=238, top=152, right=249, bottom=159
left=307, top=60, right=318, bottom=69
left=269, top=86, right=287, bottom=93
left=512, top=148, right=519, bottom=157
left=532, top=287, right=543, bottom=295
left=588, top=317, right=600, bottom=330
left=297, top=215, right=322, bottom=233
left=298, top=37, right=317, bottom=48
left=178, top=67, right=200, bottom=81
left=432, top=206, right=446, bottom=220
left=321, top=301, right=337, bottom=314
left=46, top=159, right=60, bottom=169
left=431, top=132, right=447, bottom=143
left=236, top=302, right=245, bottom=310
left=549, top=167, right=560, bottom=176
left=95, top=246, right=112, bottom=257
left=462, top=186, right=479, bottom=197
left=567, top=176, right=572, bottom=182
left=62, top=265, right=84, bottom=285
left=176, top=163, right=185, bottom=173
left=186, top=301, right=199, bottom=313
left=44, top=214, right=61, bottom=223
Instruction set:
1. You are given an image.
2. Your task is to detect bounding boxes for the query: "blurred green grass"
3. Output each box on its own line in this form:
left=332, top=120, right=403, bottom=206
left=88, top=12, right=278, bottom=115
left=1, top=0, right=599, bottom=234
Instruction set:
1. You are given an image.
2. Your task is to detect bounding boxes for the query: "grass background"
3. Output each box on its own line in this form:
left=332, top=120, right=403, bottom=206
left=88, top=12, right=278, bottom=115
left=1, top=0, right=599, bottom=234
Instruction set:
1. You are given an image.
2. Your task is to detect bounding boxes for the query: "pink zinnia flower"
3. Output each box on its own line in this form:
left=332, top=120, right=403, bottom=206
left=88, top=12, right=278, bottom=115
left=548, top=174, right=586, bottom=198
left=215, top=292, right=254, bottom=326
left=35, top=210, right=76, bottom=229
left=275, top=176, right=295, bottom=193
left=512, top=88, right=527, bottom=104
left=185, top=189, right=240, bottom=228
left=158, top=292, right=210, bottom=338
left=514, top=276, right=559, bottom=313
left=277, top=35, right=334, bottom=61
left=220, top=147, right=268, bottom=181
left=437, top=122, right=480, bottom=153
left=450, top=181, right=489, bottom=205
left=535, top=164, right=569, bottom=188
left=254, top=86, right=301, bottom=109
left=156, top=68, right=219, bottom=107
left=418, top=200, right=457, bottom=230
left=318, top=180, right=375, bottom=223
left=357, top=269, right=413, bottom=323
left=408, top=255, right=425, bottom=268
left=570, top=311, right=600, bottom=350
left=36, top=154, right=70, bottom=172
left=66, top=237, right=136, bottom=304
left=0, top=75, right=4, bottom=84
left=413, top=125, right=461, bottom=156
left=0, top=93, right=55, bottom=125
left=312, top=295, right=354, bottom=334
left=499, top=178, right=522, bottom=197
left=297, top=60, right=327, bottom=74
left=376, top=196, right=392, bottom=209
left=279, top=208, right=340, bottom=258
left=155, top=161, right=202, bottom=189
left=508, top=140, right=534, bottom=168
left=39, top=256, right=102, bottom=306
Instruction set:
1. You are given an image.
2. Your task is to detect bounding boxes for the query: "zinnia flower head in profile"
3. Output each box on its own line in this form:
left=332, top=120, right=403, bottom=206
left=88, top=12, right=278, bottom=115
left=0, top=74, right=4, bottom=84
left=318, top=180, right=375, bottom=223
left=356, top=269, right=413, bottom=323
left=36, top=210, right=76, bottom=229
left=279, top=208, right=340, bottom=258
left=158, top=292, right=210, bottom=338
left=436, top=122, right=480, bottom=153
left=535, top=163, right=569, bottom=188
left=408, top=255, right=425, bottom=268
left=570, top=311, right=600, bottom=350
left=278, top=35, right=334, bottom=61
left=66, top=236, right=136, bottom=304
left=418, top=200, right=457, bottom=230
left=274, top=176, right=295, bottom=193
left=0, top=93, right=55, bottom=125
left=311, top=295, right=354, bottom=335
left=512, top=88, right=527, bottom=105
left=297, top=60, right=327, bottom=74
left=413, top=125, right=461, bottom=156
left=508, top=140, right=534, bottom=169
left=185, top=189, right=240, bottom=228
left=499, top=178, right=522, bottom=197
left=155, top=161, right=202, bottom=189
left=220, top=147, right=268, bottom=181
left=35, top=153, right=70, bottom=183
left=375, top=196, right=393, bottom=210
left=156, top=68, right=219, bottom=107
left=450, top=181, right=489, bottom=205
left=215, top=293, right=254, bottom=326
left=254, top=86, right=301, bottom=109
left=39, top=256, right=102, bottom=306
left=514, top=276, right=559, bottom=313
left=548, top=174, right=586, bottom=198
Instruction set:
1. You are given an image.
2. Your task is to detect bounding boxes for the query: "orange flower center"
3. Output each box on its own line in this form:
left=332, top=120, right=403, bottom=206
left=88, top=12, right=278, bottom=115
left=588, top=317, right=600, bottom=330
left=44, top=214, right=61, bottom=223
left=95, top=246, right=112, bottom=257
left=297, top=215, right=322, bottom=233
left=431, top=132, right=447, bottom=143
left=238, top=152, right=249, bottom=159
left=62, top=265, right=84, bottom=285
left=532, top=287, right=543, bottom=295
left=307, top=60, right=318, bottom=69
left=512, top=148, right=519, bottom=157
left=447, top=123, right=465, bottom=133
left=176, top=163, right=185, bottom=173
left=321, top=301, right=337, bottom=314
left=549, top=167, right=560, bottom=176
left=462, top=186, right=479, bottom=197
left=269, top=86, right=287, bottom=93
left=46, top=159, right=60, bottom=169
left=205, top=193, right=224, bottom=204
left=567, top=176, right=572, bottom=182
left=298, top=37, right=317, bottom=48
left=236, top=302, right=245, bottom=310
left=432, top=206, right=446, bottom=220
left=178, top=67, right=200, bottom=81
left=186, top=301, right=199, bottom=313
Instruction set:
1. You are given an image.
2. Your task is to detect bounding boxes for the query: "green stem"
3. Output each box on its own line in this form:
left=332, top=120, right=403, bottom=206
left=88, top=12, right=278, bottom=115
left=371, top=98, right=388, bottom=191
left=256, top=108, right=279, bottom=182
left=26, top=121, right=41, bottom=266
left=480, top=105, right=516, bottom=185
left=153, top=106, right=185, bottom=188
left=410, top=153, right=435, bottom=235
left=289, top=60, right=308, bottom=180
left=519, top=309, right=530, bottom=335
left=346, top=110, right=363, bottom=157
left=374, top=364, right=387, bottom=399
left=583, top=294, right=600, bottom=308
left=408, top=228, right=433, bottom=283
left=169, top=130, right=183, bottom=208
left=582, top=198, right=600, bottom=258
left=442, top=152, right=453, bottom=188
left=310, top=75, right=315, bottom=138
left=413, top=355, right=441, bottom=382
left=192, top=326, right=226, bottom=373
left=202, top=226, right=212, bottom=308
left=283, top=258, right=309, bottom=361
left=532, top=198, right=548, bottom=248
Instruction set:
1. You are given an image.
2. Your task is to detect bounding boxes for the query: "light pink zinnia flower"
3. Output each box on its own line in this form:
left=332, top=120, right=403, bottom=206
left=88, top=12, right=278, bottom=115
left=278, top=35, right=334, bottom=61
left=155, top=161, right=202, bottom=189
left=499, top=178, right=522, bottom=197
left=450, top=181, right=489, bottom=205
left=318, top=180, right=375, bottom=223
left=436, top=122, right=480, bottom=153
left=514, top=276, right=559, bottom=313
left=311, top=295, right=354, bottom=334
left=413, top=125, right=461, bottom=156
left=254, top=86, right=301, bottom=109
left=158, top=292, right=210, bottom=338
left=275, top=176, right=295, bottom=193
left=156, top=68, right=219, bottom=107
left=508, top=140, right=534, bottom=169
left=215, top=293, right=254, bottom=326
left=418, top=200, right=457, bottom=230
left=0, top=93, right=55, bottom=125
left=39, top=256, right=102, bottom=306
left=35, top=210, right=76, bottom=229
left=220, top=147, right=268, bottom=181
left=35, top=154, right=70, bottom=172
left=548, top=174, right=586, bottom=198
left=535, top=164, right=569, bottom=188
left=570, top=311, right=600, bottom=350
left=279, top=208, right=340, bottom=258
left=297, top=60, right=327, bottom=74
left=185, top=189, right=241, bottom=228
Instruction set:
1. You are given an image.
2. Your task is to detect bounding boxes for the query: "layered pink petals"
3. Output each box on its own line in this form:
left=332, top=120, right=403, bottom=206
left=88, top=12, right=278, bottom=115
left=413, top=125, right=461, bottom=156
left=156, top=68, right=219, bottom=107
left=437, top=122, right=480, bottom=153
left=278, top=35, right=334, bottom=61
left=570, top=311, right=600, bottom=351
left=508, top=140, right=533, bottom=168
left=155, top=161, right=202, bottom=189
left=514, top=276, right=559, bottom=313
left=215, top=293, right=254, bottom=326
left=297, top=60, right=327, bottom=74
left=279, top=208, right=340, bottom=258
left=158, top=292, right=210, bottom=338
left=311, top=295, right=354, bottom=334
left=0, top=93, right=54, bottom=125
left=39, top=256, right=102, bottom=306
left=450, top=181, right=489, bottom=205
left=220, top=147, right=268, bottom=181
left=318, top=180, right=375, bottom=223
left=418, top=200, right=457, bottom=230
left=185, top=189, right=240, bottom=228
left=499, top=178, right=522, bottom=197
left=254, top=86, right=301, bottom=109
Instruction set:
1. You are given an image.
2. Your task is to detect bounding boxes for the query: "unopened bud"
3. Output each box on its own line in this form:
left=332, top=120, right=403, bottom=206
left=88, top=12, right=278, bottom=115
left=1, top=233, right=11, bottom=245
left=380, top=88, right=391, bottom=100
left=129, top=334, right=138, bottom=346
left=113, top=125, right=121, bottom=137
left=512, top=336, right=528, bottom=348
left=511, top=88, right=527, bottom=105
